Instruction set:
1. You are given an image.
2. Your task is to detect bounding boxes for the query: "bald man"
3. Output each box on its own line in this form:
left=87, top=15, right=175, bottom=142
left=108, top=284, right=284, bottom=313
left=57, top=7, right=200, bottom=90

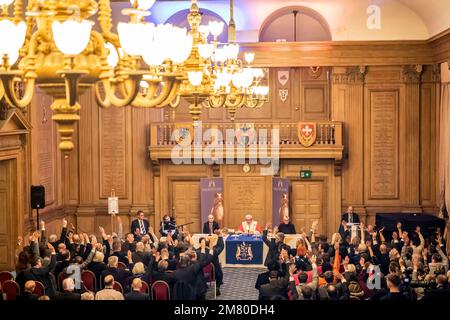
left=125, top=278, right=150, bottom=300
left=203, top=214, right=220, bottom=235
left=18, top=280, right=38, bottom=300
left=238, top=214, right=261, bottom=234
left=95, top=275, right=124, bottom=300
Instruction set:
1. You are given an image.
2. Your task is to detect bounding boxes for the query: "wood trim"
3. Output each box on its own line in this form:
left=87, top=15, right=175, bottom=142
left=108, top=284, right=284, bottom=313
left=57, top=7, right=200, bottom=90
left=239, top=28, right=450, bottom=67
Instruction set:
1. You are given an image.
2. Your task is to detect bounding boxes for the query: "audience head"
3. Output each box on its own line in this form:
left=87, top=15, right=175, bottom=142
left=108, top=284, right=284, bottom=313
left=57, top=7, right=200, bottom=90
left=112, top=240, right=122, bottom=252
left=24, top=280, right=36, bottom=293
left=268, top=270, right=278, bottom=281
left=386, top=274, right=401, bottom=291
left=93, top=251, right=104, bottom=263
left=208, top=214, right=214, bottom=223
left=298, top=272, right=308, bottom=284
left=81, top=292, right=94, bottom=300
left=136, top=242, right=144, bottom=252
left=104, top=275, right=114, bottom=288
left=132, top=262, right=145, bottom=275
left=131, top=278, right=142, bottom=291
left=158, top=260, right=169, bottom=272
left=126, top=233, right=135, bottom=243
left=323, top=271, right=334, bottom=284
left=48, top=234, right=58, bottom=243
left=108, top=256, right=118, bottom=268
left=62, top=278, right=75, bottom=292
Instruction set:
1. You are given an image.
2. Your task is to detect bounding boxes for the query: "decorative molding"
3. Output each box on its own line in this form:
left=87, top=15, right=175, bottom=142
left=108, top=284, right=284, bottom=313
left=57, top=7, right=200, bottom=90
left=402, top=65, right=423, bottom=83
left=151, top=160, right=160, bottom=177
left=212, top=164, right=220, bottom=177
left=332, top=66, right=366, bottom=84
left=334, top=160, right=343, bottom=176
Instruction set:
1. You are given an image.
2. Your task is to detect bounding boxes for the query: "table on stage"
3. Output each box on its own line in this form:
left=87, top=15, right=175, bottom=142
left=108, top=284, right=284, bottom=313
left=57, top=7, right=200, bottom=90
left=191, top=234, right=268, bottom=268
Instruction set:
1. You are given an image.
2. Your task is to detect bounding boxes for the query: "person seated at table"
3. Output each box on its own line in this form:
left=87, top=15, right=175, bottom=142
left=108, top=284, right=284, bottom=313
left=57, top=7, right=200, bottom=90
left=277, top=215, right=296, bottom=235
left=203, top=214, right=220, bottom=235
left=238, top=214, right=262, bottom=234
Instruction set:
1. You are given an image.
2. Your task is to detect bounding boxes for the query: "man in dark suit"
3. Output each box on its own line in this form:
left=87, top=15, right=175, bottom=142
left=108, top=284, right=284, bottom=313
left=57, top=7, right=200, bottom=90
left=100, top=256, right=133, bottom=290
left=125, top=278, right=150, bottom=300
left=202, top=214, right=220, bottom=235
left=53, top=278, right=81, bottom=300
left=255, top=260, right=282, bottom=291
left=258, top=263, right=290, bottom=300
left=262, top=225, right=288, bottom=266
left=18, top=281, right=39, bottom=300
left=22, top=246, right=57, bottom=296
left=339, top=206, right=360, bottom=239
left=131, top=210, right=150, bottom=241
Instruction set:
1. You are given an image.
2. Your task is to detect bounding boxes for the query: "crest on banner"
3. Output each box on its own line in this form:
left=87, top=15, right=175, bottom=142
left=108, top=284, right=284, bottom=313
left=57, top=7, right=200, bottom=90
left=298, top=122, right=317, bottom=147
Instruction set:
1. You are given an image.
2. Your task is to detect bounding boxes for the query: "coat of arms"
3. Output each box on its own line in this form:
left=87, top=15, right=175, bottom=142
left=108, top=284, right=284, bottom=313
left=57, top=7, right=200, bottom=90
left=279, top=89, right=289, bottom=102
left=236, top=242, right=253, bottom=261
left=235, top=123, right=256, bottom=146
left=277, top=70, right=289, bottom=86
left=172, top=126, right=192, bottom=147
left=297, top=122, right=317, bottom=147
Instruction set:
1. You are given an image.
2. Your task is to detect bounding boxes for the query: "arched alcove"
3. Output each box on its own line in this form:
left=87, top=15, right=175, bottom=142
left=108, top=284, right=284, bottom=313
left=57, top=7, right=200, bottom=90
left=259, top=6, right=332, bottom=42
left=165, top=8, right=229, bottom=43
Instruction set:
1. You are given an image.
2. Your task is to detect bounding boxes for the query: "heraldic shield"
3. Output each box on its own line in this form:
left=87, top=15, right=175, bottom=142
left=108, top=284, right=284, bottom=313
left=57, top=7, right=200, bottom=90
left=298, top=122, right=317, bottom=147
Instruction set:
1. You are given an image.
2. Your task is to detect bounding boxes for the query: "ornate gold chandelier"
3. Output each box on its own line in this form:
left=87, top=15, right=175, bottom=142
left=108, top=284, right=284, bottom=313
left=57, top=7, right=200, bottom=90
left=0, top=0, right=268, bottom=154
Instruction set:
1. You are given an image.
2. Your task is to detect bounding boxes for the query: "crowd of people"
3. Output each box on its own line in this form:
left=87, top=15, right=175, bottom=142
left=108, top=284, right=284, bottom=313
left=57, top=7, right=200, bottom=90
left=8, top=211, right=224, bottom=300
left=256, top=206, right=450, bottom=300
left=3, top=207, right=450, bottom=301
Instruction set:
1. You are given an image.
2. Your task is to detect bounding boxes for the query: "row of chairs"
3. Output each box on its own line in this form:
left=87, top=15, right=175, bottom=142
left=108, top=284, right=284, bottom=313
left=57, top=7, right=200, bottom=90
left=1, top=263, right=216, bottom=300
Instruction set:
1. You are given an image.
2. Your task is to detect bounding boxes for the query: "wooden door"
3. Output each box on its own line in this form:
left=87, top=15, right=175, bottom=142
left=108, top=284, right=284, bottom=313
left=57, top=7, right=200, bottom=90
left=292, top=180, right=324, bottom=234
left=0, top=160, right=16, bottom=271
left=170, top=180, right=201, bottom=233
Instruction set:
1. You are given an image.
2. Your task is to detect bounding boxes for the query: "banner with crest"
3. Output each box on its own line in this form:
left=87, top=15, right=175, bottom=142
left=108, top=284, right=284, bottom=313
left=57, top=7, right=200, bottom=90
left=200, top=178, right=224, bottom=229
left=298, top=122, right=317, bottom=147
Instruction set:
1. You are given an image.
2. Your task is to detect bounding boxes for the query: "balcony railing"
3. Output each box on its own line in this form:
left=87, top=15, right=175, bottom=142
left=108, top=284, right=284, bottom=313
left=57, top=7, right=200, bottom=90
left=149, top=121, right=343, bottom=161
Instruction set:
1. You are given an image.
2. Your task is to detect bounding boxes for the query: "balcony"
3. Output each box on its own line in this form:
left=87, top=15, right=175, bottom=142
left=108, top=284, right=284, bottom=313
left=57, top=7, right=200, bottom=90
left=149, top=121, right=343, bottom=163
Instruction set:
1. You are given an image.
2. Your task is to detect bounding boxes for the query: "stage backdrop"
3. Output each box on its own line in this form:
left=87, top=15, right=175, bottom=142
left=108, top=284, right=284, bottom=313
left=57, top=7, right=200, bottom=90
left=200, top=178, right=224, bottom=228
left=272, top=178, right=290, bottom=226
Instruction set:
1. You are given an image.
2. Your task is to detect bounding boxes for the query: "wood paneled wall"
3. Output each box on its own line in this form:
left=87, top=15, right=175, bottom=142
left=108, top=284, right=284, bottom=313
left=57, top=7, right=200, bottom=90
left=0, top=39, right=443, bottom=254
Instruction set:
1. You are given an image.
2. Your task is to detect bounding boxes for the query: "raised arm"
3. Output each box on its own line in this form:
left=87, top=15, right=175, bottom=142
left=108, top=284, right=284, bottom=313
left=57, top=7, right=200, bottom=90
left=360, top=222, right=365, bottom=244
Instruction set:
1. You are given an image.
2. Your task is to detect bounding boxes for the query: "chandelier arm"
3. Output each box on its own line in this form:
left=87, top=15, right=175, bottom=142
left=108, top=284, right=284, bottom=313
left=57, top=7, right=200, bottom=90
left=155, top=81, right=181, bottom=108
left=97, top=0, right=121, bottom=48
left=0, top=75, right=35, bottom=109
left=208, top=94, right=226, bottom=108
left=95, top=77, right=141, bottom=108
left=0, top=82, right=4, bottom=101
left=130, top=78, right=175, bottom=108
left=224, top=94, right=245, bottom=108
left=169, top=94, right=181, bottom=108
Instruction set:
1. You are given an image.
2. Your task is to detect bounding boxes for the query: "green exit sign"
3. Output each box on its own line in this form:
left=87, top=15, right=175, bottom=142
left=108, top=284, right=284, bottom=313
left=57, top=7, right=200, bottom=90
left=300, top=170, right=312, bottom=178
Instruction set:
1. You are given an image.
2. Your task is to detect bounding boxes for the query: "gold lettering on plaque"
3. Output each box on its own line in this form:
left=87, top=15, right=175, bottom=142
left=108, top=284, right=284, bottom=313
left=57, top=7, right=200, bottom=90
left=369, top=91, right=399, bottom=198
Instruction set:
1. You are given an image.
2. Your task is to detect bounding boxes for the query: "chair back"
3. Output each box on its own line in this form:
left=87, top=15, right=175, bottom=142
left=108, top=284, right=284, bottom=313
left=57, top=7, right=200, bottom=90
left=0, top=271, right=13, bottom=288
left=81, top=270, right=97, bottom=292
left=113, top=281, right=123, bottom=293
left=140, top=281, right=149, bottom=294
left=151, top=280, right=170, bottom=300
left=2, top=280, right=20, bottom=300
left=33, top=281, right=45, bottom=297
left=58, top=272, right=68, bottom=291
left=117, top=262, right=127, bottom=270
left=203, top=263, right=215, bottom=283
